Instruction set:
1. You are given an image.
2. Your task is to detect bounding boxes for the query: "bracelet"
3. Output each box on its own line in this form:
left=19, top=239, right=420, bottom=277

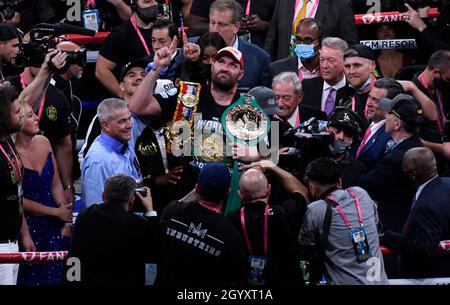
left=64, top=184, right=74, bottom=190
left=144, top=210, right=157, bottom=217
left=145, top=62, right=168, bottom=76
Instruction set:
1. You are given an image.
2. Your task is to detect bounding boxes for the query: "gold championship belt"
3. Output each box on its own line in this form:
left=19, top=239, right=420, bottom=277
left=165, top=81, right=201, bottom=154
left=222, top=94, right=270, bottom=144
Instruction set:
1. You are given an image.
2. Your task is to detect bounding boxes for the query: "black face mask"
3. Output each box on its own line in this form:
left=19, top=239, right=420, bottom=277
left=135, top=4, right=158, bottom=24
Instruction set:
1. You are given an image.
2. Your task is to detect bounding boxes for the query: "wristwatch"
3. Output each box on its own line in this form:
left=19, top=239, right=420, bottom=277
left=145, top=210, right=157, bottom=217
left=64, top=184, right=74, bottom=190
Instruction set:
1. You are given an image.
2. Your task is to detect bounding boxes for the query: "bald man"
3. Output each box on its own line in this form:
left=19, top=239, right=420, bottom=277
left=381, top=147, right=450, bottom=278
left=52, top=41, right=86, bottom=183
left=227, top=160, right=308, bottom=285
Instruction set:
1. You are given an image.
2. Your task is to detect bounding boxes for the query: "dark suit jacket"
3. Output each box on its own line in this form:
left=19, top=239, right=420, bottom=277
left=264, top=0, right=359, bottom=60
left=383, top=177, right=450, bottom=278
left=301, top=77, right=352, bottom=113
left=353, top=135, right=424, bottom=233
left=66, top=204, right=160, bottom=285
left=269, top=56, right=298, bottom=82
left=238, top=38, right=271, bottom=90
left=356, top=123, right=392, bottom=172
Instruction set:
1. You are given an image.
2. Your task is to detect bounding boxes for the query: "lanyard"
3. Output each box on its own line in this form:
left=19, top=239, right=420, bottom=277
left=130, top=16, right=151, bottom=56
left=240, top=204, right=269, bottom=255
left=326, top=188, right=364, bottom=230
left=245, top=0, right=251, bottom=16
left=20, top=74, right=46, bottom=120
left=0, top=141, right=23, bottom=183
left=295, top=108, right=301, bottom=127
left=419, top=72, right=445, bottom=133
left=198, top=200, right=222, bottom=214
left=85, top=0, right=96, bottom=9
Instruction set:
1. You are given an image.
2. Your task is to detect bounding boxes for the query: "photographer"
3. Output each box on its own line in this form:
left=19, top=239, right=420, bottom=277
left=7, top=48, right=75, bottom=204
left=66, top=174, right=160, bottom=285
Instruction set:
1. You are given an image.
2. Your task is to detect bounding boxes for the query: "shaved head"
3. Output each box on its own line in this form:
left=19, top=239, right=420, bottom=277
left=238, top=169, right=270, bottom=202
left=56, top=41, right=81, bottom=51
left=403, top=147, right=437, bottom=183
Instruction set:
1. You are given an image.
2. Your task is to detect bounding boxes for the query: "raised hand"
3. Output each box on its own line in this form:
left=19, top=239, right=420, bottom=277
left=182, top=31, right=200, bottom=62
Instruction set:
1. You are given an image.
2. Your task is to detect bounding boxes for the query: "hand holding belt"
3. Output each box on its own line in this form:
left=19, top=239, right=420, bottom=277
left=165, top=81, right=201, bottom=154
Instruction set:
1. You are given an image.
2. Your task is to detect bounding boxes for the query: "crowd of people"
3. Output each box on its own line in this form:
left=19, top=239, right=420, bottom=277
left=0, top=0, right=449, bottom=286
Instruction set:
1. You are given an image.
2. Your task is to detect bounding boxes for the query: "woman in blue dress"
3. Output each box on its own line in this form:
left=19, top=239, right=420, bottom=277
left=14, top=104, right=72, bottom=285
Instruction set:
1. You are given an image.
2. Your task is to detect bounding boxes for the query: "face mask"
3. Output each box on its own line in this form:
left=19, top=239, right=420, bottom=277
left=352, top=77, right=372, bottom=94
left=294, top=44, right=317, bottom=61
left=328, top=140, right=351, bottom=157
left=135, top=4, right=158, bottom=24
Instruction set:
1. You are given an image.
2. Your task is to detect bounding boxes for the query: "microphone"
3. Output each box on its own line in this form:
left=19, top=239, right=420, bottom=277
left=54, top=23, right=96, bottom=37
left=283, top=117, right=316, bottom=137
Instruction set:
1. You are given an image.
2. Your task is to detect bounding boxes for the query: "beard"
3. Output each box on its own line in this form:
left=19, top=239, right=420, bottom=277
left=7, top=121, right=23, bottom=134
left=211, top=73, right=237, bottom=92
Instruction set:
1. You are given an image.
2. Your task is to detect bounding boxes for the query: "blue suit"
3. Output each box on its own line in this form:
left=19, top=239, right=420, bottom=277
left=383, top=177, right=450, bottom=278
left=356, top=123, right=392, bottom=171
left=237, top=38, right=271, bottom=90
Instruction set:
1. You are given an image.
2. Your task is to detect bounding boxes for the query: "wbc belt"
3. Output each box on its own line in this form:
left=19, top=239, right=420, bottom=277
left=165, top=81, right=201, bottom=154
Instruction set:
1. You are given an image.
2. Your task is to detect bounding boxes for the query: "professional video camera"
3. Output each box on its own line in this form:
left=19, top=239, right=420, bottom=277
left=12, top=23, right=95, bottom=69
left=0, top=0, right=23, bottom=21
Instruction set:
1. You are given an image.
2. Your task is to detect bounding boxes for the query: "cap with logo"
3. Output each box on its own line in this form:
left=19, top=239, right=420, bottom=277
left=119, top=58, right=149, bottom=82
left=248, top=86, right=280, bottom=116
left=197, top=162, right=232, bottom=196
left=379, top=93, right=424, bottom=125
left=327, top=107, right=364, bottom=138
left=344, top=44, right=376, bottom=62
left=215, top=47, right=244, bottom=69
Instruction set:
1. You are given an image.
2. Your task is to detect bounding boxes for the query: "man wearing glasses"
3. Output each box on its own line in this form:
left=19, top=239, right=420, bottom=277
left=269, top=18, right=322, bottom=83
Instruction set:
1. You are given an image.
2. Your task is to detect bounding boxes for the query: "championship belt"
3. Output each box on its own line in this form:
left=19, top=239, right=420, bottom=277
left=222, top=93, right=270, bottom=145
left=165, top=81, right=201, bottom=154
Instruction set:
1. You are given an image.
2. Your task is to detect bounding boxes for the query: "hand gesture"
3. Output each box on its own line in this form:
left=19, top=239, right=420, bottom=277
left=182, top=31, right=200, bottom=62
left=245, top=15, right=268, bottom=32
left=156, top=165, right=183, bottom=186
left=403, top=3, right=427, bottom=32
left=232, top=142, right=261, bottom=163
left=398, top=80, right=417, bottom=93
left=154, top=39, right=177, bottom=69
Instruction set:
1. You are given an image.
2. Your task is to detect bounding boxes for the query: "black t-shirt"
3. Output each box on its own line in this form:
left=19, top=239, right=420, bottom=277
left=99, top=19, right=153, bottom=80
left=158, top=201, right=247, bottom=285
left=227, top=193, right=307, bottom=285
left=7, top=75, right=71, bottom=146
left=155, top=86, right=241, bottom=195
left=0, top=138, right=24, bottom=241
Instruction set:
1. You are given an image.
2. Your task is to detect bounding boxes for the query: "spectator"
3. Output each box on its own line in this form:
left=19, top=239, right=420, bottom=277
left=301, top=37, right=352, bottom=116
left=0, top=23, right=21, bottom=80
left=343, top=44, right=377, bottom=121
left=0, top=84, right=35, bottom=285
left=95, top=0, right=158, bottom=97
left=269, top=18, right=323, bottom=83
left=352, top=93, right=424, bottom=232
left=7, top=51, right=75, bottom=205
left=375, top=24, right=415, bottom=78
left=158, top=162, right=247, bottom=285
left=298, top=157, right=388, bottom=285
left=264, top=0, right=358, bottom=60
left=382, top=147, right=450, bottom=278
left=81, top=98, right=146, bottom=207
left=208, top=0, right=271, bottom=90
left=355, top=79, right=400, bottom=171
left=14, top=103, right=72, bottom=285
left=66, top=175, right=159, bottom=285
left=227, top=160, right=308, bottom=285
left=54, top=41, right=86, bottom=181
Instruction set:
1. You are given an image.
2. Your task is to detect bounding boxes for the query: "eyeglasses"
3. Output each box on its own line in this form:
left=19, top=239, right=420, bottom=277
left=293, top=37, right=320, bottom=45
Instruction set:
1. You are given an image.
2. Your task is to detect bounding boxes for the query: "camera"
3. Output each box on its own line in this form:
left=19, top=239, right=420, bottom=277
left=135, top=187, right=148, bottom=196
left=0, top=0, right=23, bottom=21
left=12, top=23, right=94, bottom=68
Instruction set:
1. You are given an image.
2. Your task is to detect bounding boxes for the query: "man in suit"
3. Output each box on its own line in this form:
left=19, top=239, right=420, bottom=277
left=269, top=18, right=323, bottom=83
left=209, top=0, right=271, bottom=90
left=264, top=0, right=358, bottom=61
left=382, top=147, right=450, bottom=278
left=301, top=37, right=353, bottom=116
left=355, top=79, right=404, bottom=171
left=353, top=93, right=424, bottom=233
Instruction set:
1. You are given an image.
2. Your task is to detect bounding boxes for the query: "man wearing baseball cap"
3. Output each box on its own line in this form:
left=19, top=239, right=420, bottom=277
left=0, top=23, right=21, bottom=80
left=352, top=93, right=424, bottom=233
left=344, top=44, right=378, bottom=121
left=158, top=162, right=247, bottom=285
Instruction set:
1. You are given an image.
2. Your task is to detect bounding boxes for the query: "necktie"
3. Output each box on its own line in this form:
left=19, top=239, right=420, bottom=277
left=355, top=127, right=372, bottom=158
left=120, top=142, right=128, bottom=155
left=324, top=87, right=335, bottom=115
left=293, top=0, right=309, bottom=34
